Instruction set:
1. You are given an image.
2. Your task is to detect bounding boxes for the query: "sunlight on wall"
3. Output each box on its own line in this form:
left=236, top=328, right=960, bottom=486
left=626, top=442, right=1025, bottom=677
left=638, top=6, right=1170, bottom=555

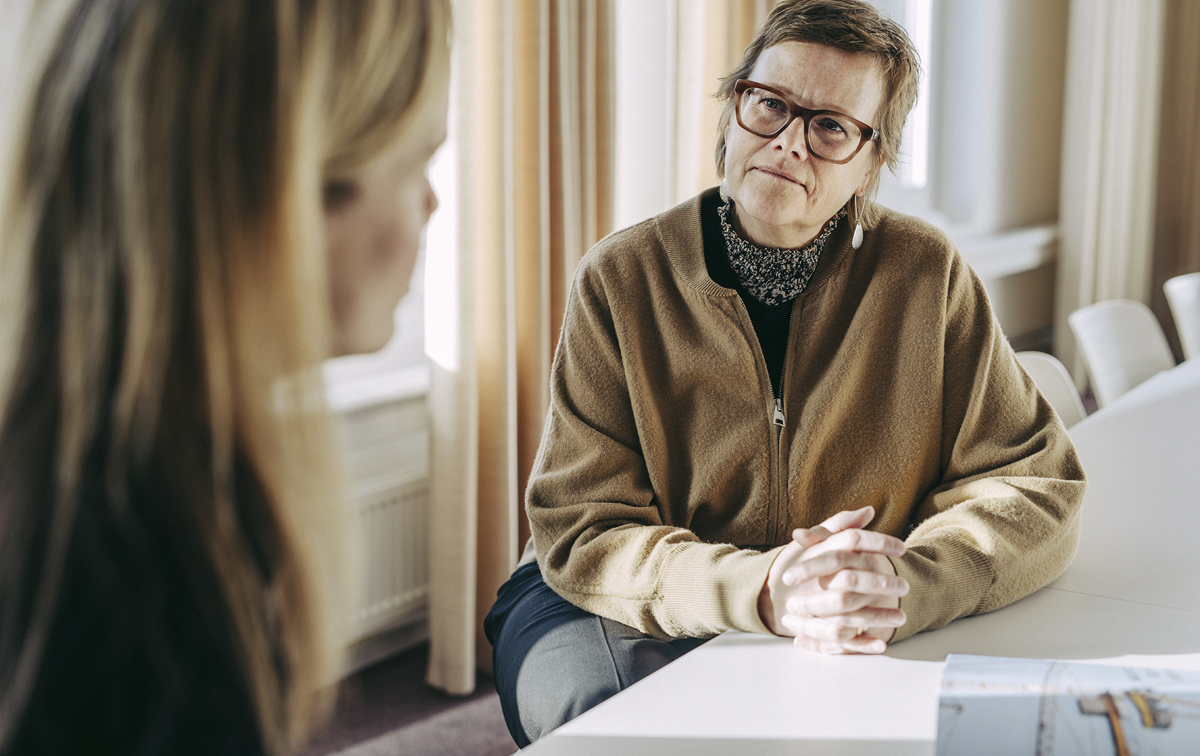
left=612, top=0, right=675, bottom=230
left=903, top=0, right=932, bottom=188
left=869, top=0, right=932, bottom=190
left=424, top=67, right=460, bottom=373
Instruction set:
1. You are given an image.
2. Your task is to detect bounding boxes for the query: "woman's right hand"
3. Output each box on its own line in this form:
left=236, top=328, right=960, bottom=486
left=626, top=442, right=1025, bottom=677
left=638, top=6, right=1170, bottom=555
left=757, top=506, right=909, bottom=654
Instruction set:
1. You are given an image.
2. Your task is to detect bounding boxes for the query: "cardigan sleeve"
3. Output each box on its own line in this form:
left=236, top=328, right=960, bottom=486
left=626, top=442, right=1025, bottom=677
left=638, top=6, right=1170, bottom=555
left=526, top=254, right=779, bottom=640
left=889, top=251, right=1086, bottom=641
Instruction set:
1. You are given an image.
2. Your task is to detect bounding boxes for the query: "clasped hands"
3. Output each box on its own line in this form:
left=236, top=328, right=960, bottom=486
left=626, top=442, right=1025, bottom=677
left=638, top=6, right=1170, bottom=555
left=757, top=506, right=909, bottom=654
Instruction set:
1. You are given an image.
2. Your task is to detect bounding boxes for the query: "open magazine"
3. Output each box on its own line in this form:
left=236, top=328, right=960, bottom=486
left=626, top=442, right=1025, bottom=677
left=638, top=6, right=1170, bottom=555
left=938, top=655, right=1200, bottom=756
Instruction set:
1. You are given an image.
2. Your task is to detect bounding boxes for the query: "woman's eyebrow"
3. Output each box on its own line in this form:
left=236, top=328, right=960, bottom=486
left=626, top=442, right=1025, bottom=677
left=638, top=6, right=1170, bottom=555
left=760, top=81, right=852, bottom=114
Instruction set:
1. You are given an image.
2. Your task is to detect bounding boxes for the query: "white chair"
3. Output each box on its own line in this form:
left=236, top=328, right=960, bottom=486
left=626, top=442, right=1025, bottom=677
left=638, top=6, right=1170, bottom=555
left=1015, top=351, right=1087, bottom=428
left=1163, top=271, right=1200, bottom=361
left=1068, top=299, right=1175, bottom=407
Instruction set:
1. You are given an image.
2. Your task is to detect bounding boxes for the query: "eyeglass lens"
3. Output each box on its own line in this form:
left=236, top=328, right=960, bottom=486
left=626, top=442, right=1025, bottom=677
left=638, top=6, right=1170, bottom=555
left=738, top=86, right=864, bottom=162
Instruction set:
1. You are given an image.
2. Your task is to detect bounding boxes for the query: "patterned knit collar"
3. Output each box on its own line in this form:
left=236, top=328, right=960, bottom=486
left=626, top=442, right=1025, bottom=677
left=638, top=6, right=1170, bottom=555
left=717, top=200, right=846, bottom=306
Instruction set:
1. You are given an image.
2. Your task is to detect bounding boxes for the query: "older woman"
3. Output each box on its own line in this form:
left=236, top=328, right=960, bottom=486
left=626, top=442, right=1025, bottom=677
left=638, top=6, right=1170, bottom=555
left=485, top=0, right=1084, bottom=747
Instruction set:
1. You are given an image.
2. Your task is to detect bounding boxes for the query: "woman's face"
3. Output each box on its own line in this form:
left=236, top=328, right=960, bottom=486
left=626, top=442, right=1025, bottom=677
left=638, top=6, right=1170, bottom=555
left=723, top=41, right=884, bottom=249
left=323, top=91, right=448, bottom=356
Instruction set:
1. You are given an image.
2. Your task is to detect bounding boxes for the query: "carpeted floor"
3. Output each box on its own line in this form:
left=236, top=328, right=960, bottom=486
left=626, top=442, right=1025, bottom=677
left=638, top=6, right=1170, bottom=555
left=299, top=643, right=517, bottom=756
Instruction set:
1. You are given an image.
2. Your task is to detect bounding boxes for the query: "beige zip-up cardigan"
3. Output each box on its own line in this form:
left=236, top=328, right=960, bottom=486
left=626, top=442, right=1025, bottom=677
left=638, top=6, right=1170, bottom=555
left=526, top=189, right=1085, bottom=643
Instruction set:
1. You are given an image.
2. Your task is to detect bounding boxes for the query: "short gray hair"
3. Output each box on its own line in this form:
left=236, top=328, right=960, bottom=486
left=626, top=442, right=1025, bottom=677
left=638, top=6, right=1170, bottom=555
left=714, top=0, right=921, bottom=228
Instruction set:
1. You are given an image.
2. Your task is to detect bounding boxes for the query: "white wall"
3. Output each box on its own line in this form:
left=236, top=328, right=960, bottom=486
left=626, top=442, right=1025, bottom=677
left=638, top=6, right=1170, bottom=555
left=933, top=0, right=1070, bottom=236
left=937, top=0, right=1069, bottom=347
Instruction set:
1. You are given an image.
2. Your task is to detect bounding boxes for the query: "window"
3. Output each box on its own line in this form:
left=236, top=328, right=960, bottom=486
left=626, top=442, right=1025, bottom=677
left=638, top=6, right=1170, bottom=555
left=869, top=0, right=936, bottom=219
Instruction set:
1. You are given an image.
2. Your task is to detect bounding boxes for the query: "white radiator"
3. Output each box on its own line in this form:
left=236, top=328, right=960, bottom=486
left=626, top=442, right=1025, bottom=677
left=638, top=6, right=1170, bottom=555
left=335, top=383, right=431, bottom=645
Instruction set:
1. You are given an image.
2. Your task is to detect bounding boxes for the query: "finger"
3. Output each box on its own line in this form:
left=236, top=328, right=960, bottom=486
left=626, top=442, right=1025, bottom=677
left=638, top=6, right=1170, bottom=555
left=819, top=505, right=875, bottom=532
left=802, top=590, right=909, bottom=619
left=791, top=528, right=830, bottom=549
left=789, top=590, right=876, bottom=617
left=862, top=625, right=897, bottom=643
left=801, top=529, right=905, bottom=559
left=780, top=613, right=863, bottom=642
left=793, top=634, right=858, bottom=655
left=823, top=568, right=910, bottom=597
left=786, top=599, right=907, bottom=627
left=793, top=633, right=887, bottom=655
left=792, top=506, right=875, bottom=547
left=782, top=551, right=892, bottom=587
left=781, top=612, right=903, bottom=642
left=800, top=529, right=906, bottom=561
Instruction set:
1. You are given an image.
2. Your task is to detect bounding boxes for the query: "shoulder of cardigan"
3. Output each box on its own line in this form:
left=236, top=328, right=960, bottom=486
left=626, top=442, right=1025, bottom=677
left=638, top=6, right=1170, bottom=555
left=651, top=188, right=736, bottom=298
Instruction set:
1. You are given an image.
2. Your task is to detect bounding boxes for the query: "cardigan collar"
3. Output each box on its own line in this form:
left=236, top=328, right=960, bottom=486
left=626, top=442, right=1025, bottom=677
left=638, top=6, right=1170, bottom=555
left=717, top=199, right=846, bottom=305
left=655, top=187, right=859, bottom=299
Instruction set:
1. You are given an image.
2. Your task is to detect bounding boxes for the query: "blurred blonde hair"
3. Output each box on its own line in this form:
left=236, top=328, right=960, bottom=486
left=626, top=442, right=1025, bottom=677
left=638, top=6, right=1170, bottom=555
left=714, top=0, right=920, bottom=229
left=0, top=1, right=449, bottom=753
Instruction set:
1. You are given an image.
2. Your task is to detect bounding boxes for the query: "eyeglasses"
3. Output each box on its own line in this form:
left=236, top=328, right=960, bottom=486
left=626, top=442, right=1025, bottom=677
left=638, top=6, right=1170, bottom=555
left=733, top=79, right=879, bottom=164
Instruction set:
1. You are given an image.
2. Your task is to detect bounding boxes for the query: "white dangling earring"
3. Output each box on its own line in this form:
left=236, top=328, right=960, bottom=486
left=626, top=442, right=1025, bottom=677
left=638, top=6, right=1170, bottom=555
left=719, top=179, right=731, bottom=204
left=851, top=194, right=864, bottom=250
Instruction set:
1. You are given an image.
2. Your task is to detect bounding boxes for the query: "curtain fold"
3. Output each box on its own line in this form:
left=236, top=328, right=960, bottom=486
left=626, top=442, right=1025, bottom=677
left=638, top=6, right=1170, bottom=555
left=672, top=0, right=774, bottom=204
left=1150, top=0, right=1200, bottom=359
left=424, top=0, right=783, bottom=694
left=426, top=0, right=613, bottom=695
left=1056, top=0, right=1167, bottom=383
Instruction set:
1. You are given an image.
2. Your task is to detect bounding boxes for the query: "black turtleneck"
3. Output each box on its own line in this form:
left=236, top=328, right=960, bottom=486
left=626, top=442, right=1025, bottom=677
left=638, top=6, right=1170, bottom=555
left=700, top=191, right=796, bottom=398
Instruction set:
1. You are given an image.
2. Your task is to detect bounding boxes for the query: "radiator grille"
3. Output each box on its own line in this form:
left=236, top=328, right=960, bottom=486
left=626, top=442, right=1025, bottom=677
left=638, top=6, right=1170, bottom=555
left=337, top=393, right=430, bottom=641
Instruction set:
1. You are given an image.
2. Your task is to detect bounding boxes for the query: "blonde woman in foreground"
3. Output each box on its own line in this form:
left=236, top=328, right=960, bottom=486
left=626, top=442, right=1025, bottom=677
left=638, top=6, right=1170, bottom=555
left=0, top=1, right=449, bottom=754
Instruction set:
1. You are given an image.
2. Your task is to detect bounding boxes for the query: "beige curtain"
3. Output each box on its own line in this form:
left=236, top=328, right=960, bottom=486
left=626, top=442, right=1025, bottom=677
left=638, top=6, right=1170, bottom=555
left=672, top=0, right=776, bottom=204
left=425, top=0, right=778, bottom=695
left=1055, top=0, right=1167, bottom=381
left=425, top=0, right=613, bottom=695
left=1150, top=0, right=1200, bottom=360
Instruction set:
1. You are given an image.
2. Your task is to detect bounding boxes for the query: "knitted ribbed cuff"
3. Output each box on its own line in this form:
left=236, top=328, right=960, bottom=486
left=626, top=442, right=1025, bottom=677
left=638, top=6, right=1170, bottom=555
left=657, top=543, right=786, bottom=638
left=890, top=538, right=994, bottom=643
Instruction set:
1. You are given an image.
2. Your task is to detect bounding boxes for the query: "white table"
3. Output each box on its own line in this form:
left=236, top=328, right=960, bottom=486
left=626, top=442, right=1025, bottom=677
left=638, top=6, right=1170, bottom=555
left=1048, top=358, right=1200, bottom=612
left=522, top=360, right=1200, bottom=755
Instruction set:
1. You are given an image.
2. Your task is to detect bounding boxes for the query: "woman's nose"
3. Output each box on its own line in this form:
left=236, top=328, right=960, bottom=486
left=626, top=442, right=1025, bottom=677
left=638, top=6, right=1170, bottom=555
left=425, top=180, right=438, bottom=218
left=772, top=118, right=809, bottom=159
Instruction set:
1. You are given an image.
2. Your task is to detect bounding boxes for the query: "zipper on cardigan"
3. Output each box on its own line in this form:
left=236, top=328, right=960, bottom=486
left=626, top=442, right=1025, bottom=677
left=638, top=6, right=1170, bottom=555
left=773, top=305, right=797, bottom=544
left=730, top=294, right=790, bottom=544
left=774, top=305, right=796, bottom=429
left=771, top=306, right=796, bottom=432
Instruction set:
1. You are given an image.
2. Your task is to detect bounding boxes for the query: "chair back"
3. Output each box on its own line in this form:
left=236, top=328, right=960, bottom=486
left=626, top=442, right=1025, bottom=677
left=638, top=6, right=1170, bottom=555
left=1068, top=299, right=1175, bottom=407
left=1015, top=351, right=1087, bottom=428
left=1163, top=271, right=1200, bottom=361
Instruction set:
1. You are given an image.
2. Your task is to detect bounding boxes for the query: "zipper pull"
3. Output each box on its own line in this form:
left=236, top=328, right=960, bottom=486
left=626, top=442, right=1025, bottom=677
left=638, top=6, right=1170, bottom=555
left=773, top=398, right=785, bottom=428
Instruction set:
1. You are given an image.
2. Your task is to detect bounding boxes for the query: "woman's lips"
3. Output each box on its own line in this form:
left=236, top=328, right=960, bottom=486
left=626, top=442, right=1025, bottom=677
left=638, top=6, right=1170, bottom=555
left=755, top=166, right=801, bottom=185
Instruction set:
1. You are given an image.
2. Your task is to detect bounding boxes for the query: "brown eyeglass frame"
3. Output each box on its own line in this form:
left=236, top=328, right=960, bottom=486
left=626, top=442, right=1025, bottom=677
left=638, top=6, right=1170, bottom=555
left=733, top=79, right=879, bottom=165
